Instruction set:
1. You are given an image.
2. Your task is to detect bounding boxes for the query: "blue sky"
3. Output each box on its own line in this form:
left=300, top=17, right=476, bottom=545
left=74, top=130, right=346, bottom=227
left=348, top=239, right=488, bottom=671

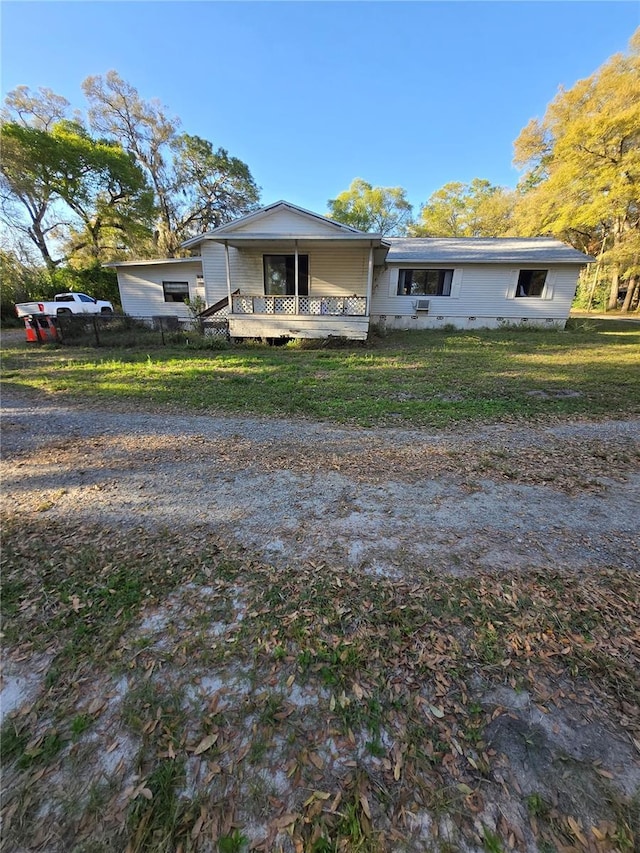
left=2, top=1, right=638, bottom=216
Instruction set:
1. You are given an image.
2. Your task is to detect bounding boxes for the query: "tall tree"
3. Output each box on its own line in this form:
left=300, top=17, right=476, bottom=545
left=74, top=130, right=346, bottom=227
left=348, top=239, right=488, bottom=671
left=327, top=178, right=413, bottom=236
left=82, top=72, right=177, bottom=254
left=412, top=179, right=515, bottom=237
left=0, top=119, right=154, bottom=271
left=51, top=122, right=155, bottom=262
left=82, top=71, right=260, bottom=255
left=513, top=29, right=640, bottom=311
left=2, top=85, right=72, bottom=130
left=170, top=134, right=259, bottom=239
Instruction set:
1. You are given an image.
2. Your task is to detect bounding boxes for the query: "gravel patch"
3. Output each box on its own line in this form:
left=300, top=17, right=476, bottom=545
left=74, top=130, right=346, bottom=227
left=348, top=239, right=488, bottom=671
left=1, top=390, right=639, bottom=577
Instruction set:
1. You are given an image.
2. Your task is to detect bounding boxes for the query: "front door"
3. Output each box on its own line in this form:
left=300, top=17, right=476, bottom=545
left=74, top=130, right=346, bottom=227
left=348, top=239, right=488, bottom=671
left=263, top=255, right=309, bottom=296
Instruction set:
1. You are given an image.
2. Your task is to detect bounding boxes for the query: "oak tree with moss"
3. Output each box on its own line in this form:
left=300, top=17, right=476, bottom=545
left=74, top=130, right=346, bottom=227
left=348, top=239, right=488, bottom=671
left=82, top=71, right=260, bottom=256
left=513, top=29, right=640, bottom=312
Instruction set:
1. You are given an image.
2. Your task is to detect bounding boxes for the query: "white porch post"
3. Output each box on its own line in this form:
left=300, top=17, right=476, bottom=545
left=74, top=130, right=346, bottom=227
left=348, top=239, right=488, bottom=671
left=294, top=239, right=299, bottom=315
left=366, top=242, right=374, bottom=315
left=224, top=240, right=233, bottom=312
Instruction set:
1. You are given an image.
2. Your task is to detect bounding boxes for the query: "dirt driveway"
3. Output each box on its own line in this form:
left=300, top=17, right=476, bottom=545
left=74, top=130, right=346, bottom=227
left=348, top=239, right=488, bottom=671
left=2, top=390, right=639, bottom=576
left=1, top=390, right=639, bottom=852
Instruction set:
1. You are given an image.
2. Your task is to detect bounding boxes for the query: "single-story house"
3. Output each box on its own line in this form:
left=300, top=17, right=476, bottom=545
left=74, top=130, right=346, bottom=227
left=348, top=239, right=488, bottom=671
left=108, top=201, right=594, bottom=339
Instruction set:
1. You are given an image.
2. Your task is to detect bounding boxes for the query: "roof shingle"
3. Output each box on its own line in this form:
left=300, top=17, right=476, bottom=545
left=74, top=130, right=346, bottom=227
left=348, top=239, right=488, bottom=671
left=385, top=237, right=593, bottom=265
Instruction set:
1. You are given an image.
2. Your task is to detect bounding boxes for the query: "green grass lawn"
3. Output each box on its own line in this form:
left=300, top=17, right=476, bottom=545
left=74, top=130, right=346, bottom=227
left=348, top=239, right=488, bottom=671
left=2, top=323, right=639, bottom=427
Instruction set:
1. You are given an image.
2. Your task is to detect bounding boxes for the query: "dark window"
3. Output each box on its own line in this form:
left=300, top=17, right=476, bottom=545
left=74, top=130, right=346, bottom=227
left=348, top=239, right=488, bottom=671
left=163, top=281, right=190, bottom=303
left=78, top=293, right=95, bottom=303
left=264, top=255, right=309, bottom=296
left=397, top=269, right=453, bottom=296
left=516, top=269, right=547, bottom=297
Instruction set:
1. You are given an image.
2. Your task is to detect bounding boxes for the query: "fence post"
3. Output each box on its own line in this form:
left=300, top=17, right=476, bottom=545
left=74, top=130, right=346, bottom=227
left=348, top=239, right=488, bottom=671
left=93, top=317, right=101, bottom=346
left=160, top=317, right=165, bottom=346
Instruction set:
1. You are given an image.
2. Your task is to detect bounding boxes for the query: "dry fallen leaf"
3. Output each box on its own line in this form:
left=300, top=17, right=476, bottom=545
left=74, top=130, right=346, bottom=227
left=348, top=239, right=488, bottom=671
left=309, top=753, right=324, bottom=770
left=567, top=816, right=588, bottom=846
left=359, top=794, right=372, bottom=820
left=193, top=733, right=218, bottom=755
left=272, top=813, right=298, bottom=831
left=393, top=755, right=402, bottom=781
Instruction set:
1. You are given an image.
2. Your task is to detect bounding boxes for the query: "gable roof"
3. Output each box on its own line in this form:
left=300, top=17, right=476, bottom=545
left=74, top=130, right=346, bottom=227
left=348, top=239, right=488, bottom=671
left=181, top=200, right=373, bottom=248
left=386, top=237, right=594, bottom=265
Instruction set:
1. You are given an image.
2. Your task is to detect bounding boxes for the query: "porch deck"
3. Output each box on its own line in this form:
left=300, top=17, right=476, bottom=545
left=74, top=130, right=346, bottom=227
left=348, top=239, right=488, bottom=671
left=228, top=294, right=370, bottom=339
left=231, top=294, right=367, bottom=316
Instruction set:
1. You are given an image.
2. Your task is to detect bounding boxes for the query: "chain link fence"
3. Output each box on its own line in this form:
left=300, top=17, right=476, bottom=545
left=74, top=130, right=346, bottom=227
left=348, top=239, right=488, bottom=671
left=30, top=314, right=230, bottom=348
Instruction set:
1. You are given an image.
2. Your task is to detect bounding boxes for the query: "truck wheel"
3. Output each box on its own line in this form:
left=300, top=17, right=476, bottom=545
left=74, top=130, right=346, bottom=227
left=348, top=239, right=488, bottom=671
left=57, top=308, right=72, bottom=315
left=101, top=307, right=114, bottom=315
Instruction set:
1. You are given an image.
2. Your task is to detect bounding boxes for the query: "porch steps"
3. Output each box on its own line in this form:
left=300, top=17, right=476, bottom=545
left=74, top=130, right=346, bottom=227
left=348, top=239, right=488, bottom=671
left=197, top=289, right=239, bottom=318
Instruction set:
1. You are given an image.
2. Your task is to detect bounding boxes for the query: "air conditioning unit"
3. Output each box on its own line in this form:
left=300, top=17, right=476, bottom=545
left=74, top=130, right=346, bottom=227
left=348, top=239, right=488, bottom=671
left=414, top=299, right=430, bottom=312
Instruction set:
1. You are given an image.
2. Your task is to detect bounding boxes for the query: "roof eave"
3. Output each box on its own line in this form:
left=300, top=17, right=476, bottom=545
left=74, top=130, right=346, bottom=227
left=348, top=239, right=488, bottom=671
left=202, top=233, right=385, bottom=244
left=387, top=256, right=595, bottom=264
left=104, top=257, right=203, bottom=268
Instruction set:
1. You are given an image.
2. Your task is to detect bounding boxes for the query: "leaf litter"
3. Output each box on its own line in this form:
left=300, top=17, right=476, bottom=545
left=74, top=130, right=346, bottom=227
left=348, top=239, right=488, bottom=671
left=1, top=396, right=639, bottom=852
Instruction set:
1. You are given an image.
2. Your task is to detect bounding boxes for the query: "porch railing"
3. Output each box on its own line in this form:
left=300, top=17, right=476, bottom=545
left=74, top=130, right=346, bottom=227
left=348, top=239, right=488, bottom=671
left=231, top=295, right=367, bottom=316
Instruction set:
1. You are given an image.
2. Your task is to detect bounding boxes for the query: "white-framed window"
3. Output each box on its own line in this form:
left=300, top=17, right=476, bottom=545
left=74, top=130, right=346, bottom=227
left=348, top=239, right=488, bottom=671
left=516, top=269, right=548, bottom=297
left=263, top=255, right=309, bottom=296
left=162, top=281, right=190, bottom=303
left=397, top=269, right=453, bottom=297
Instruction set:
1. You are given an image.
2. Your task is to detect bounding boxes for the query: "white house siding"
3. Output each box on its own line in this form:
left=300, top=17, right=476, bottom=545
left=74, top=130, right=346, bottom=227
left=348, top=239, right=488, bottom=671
left=117, top=262, right=203, bottom=318
left=200, top=243, right=369, bottom=301
left=231, top=207, right=350, bottom=236
left=200, top=243, right=228, bottom=305
left=371, top=264, right=581, bottom=329
left=311, top=248, right=368, bottom=296
left=200, top=243, right=263, bottom=301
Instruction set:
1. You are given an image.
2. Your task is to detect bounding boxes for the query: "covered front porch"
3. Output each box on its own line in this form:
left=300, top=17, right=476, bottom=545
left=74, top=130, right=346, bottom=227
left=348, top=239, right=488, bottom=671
left=230, top=292, right=369, bottom=339
left=213, top=235, right=386, bottom=340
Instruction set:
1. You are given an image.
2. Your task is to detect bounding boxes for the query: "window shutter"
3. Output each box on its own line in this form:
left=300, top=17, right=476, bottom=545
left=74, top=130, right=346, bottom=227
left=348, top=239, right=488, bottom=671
left=543, top=270, right=556, bottom=300
left=451, top=268, right=463, bottom=299
left=506, top=269, right=519, bottom=299
left=389, top=268, right=399, bottom=296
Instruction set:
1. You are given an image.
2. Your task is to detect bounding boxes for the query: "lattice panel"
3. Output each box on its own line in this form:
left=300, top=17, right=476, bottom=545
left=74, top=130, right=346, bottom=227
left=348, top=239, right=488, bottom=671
left=232, top=296, right=254, bottom=314
left=253, top=297, right=270, bottom=313
left=344, top=296, right=367, bottom=315
left=233, top=295, right=367, bottom=316
left=297, top=297, right=368, bottom=315
left=271, top=297, right=296, bottom=314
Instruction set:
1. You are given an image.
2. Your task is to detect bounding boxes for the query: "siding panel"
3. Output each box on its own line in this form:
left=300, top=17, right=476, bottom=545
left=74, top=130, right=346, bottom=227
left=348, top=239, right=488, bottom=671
left=200, top=243, right=228, bottom=304
left=202, top=245, right=369, bottom=299
left=311, top=248, right=368, bottom=296
left=371, top=264, right=581, bottom=327
left=232, top=207, right=350, bottom=235
left=117, top=262, right=203, bottom=318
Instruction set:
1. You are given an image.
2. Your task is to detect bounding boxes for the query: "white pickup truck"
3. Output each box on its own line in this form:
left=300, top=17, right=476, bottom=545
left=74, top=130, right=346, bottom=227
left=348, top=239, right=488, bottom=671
left=15, top=292, right=114, bottom=318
